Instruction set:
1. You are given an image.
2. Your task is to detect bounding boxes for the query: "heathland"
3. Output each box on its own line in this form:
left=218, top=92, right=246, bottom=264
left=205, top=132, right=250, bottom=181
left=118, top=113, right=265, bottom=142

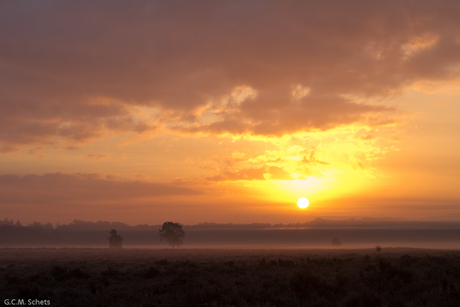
left=1, top=247, right=460, bottom=306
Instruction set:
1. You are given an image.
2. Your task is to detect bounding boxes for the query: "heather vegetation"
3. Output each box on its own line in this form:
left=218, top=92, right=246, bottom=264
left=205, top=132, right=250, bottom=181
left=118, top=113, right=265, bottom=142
left=1, top=248, right=460, bottom=306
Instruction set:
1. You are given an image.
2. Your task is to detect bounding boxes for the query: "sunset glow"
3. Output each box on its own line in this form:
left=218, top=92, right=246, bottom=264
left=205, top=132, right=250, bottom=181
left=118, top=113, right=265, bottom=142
left=0, top=1, right=459, bottom=226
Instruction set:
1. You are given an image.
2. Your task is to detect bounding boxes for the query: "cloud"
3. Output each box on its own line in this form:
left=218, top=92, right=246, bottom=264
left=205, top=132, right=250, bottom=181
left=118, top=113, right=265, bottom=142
left=1, top=0, right=459, bottom=148
left=85, top=153, right=108, bottom=160
left=0, top=173, right=202, bottom=204
left=207, top=166, right=293, bottom=182
left=0, top=97, right=157, bottom=151
left=301, top=150, right=329, bottom=165
left=173, top=94, right=395, bottom=137
left=361, top=134, right=376, bottom=140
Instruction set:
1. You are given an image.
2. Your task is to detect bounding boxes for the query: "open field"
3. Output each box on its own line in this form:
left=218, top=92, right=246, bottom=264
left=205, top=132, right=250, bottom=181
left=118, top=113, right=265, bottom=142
left=1, top=247, right=460, bottom=306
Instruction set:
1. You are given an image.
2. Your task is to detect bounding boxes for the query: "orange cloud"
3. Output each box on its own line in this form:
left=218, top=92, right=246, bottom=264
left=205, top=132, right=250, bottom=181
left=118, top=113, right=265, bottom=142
left=207, top=166, right=293, bottom=182
left=172, top=94, right=395, bottom=137
left=0, top=173, right=202, bottom=205
left=85, top=153, right=108, bottom=161
left=1, top=1, right=459, bottom=150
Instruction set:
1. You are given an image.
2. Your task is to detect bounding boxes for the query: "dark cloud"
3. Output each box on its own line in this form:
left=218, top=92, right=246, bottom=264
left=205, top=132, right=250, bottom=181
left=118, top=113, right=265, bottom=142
left=1, top=0, right=459, bottom=147
left=0, top=173, right=202, bottom=204
left=0, top=97, right=156, bottom=150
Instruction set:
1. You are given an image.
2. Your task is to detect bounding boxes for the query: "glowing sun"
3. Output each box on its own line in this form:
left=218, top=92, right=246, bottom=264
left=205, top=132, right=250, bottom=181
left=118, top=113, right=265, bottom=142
left=297, top=197, right=309, bottom=209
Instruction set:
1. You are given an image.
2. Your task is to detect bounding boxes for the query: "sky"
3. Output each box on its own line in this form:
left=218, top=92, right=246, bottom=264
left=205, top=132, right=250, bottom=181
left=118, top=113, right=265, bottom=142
left=1, top=0, right=459, bottom=225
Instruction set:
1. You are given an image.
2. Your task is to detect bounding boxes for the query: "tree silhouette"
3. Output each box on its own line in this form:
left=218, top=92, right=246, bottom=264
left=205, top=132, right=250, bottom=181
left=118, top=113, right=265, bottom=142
left=109, top=229, right=123, bottom=248
left=159, top=222, right=185, bottom=247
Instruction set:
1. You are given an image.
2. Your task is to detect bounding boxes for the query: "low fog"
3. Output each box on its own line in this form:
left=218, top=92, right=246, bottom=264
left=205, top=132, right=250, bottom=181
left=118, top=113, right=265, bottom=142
left=1, top=218, right=459, bottom=249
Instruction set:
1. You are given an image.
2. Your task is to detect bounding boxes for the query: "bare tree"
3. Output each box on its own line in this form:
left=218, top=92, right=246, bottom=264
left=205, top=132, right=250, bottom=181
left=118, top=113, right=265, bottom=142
left=159, top=222, right=185, bottom=247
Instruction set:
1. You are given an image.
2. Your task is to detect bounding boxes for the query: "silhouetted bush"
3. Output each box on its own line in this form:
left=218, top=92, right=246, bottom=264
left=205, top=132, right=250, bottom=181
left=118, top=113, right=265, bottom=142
left=108, top=229, right=123, bottom=249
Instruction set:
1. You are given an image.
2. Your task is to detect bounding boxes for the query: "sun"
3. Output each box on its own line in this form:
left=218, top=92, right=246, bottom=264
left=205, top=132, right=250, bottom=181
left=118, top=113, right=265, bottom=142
left=297, top=197, right=309, bottom=209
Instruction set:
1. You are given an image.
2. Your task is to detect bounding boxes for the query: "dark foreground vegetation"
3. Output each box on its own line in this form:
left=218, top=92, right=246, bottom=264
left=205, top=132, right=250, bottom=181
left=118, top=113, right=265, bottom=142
left=1, top=248, right=460, bottom=306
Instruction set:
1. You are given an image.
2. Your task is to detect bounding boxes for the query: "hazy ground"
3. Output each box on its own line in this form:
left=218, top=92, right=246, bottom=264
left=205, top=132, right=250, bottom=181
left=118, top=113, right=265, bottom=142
left=3, top=226, right=460, bottom=249
left=1, top=247, right=460, bottom=306
left=2, top=246, right=452, bottom=263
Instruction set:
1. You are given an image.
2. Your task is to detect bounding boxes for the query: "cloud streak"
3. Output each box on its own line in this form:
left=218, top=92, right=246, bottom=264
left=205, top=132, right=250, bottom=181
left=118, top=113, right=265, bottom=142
left=0, top=173, right=202, bottom=205
left=207, top=166, right=293, bottom=182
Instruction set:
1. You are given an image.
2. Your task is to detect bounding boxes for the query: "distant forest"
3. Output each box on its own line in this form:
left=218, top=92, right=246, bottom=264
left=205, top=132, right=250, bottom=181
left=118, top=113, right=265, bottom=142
left=2, top=217, right=460, bottom=231
left=2, top=217, right=460, bottom=248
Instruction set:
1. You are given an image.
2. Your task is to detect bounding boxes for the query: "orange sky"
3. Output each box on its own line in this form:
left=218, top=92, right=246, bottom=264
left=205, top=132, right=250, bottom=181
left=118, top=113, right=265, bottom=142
left=1, top=1, right=459, bottom=225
